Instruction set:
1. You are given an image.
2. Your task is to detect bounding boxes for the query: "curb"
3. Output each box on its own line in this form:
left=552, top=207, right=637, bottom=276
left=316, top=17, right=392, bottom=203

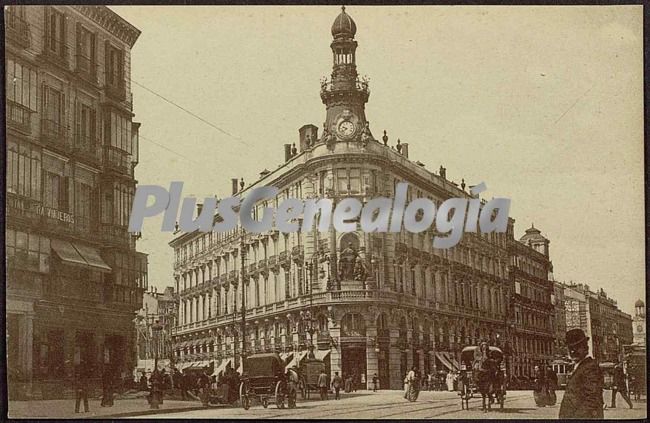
left=103, top=404, right=221, bottom=418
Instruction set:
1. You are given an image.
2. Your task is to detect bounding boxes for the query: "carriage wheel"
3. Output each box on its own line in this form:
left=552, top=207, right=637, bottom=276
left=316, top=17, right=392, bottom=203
left=275, top=381, right=285, bottom=409
left=239, top=383, right=250, bottom=410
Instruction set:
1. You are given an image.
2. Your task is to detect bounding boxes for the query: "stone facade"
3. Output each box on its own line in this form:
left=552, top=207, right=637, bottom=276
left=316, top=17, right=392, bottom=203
left=169, top=7, right=553, bottom=389
left=5, top=5, right=146, bottom=399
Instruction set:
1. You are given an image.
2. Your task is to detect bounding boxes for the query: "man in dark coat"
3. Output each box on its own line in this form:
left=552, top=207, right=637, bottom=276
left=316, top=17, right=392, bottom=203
left=559, top=329, right=604, bottom=419
left=74, top=365, right=90, bottom=413
left=611, top=362, right=633, bottom=409
left=101, top=366, right=114, bottom=407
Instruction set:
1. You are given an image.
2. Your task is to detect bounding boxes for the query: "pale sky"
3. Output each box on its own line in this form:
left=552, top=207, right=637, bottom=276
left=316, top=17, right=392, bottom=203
left=109, top=6, right=644, bottom=315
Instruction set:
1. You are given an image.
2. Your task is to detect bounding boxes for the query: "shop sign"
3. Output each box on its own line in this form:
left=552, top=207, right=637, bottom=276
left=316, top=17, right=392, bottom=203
left=7, top=195, right=75, bottom=224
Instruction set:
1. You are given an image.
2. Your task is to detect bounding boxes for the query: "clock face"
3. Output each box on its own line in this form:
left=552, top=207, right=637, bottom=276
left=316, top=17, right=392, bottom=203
left=338, top=121, right=355, bottom=137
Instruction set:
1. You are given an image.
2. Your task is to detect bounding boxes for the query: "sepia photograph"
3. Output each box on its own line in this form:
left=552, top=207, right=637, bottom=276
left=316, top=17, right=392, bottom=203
left=3, top=3, right=646, bottom=420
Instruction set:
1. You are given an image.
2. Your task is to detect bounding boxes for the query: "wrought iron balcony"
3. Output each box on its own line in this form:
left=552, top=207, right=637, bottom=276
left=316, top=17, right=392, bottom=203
left=41, top=118, right=68, bottom=151
left=104, top=145, right=130, bottom=174
left=42, top=39, right=69, bottom=69
left=105, top=80, right=126, bottom=101
left=73, top=134, right=101, bottom=165
left=75, top=54, right=98, bottom=84
left=6, top=101, right=33, bottom=133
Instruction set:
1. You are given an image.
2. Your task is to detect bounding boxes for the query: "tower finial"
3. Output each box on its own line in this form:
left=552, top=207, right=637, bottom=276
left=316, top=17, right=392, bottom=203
left=342, top=5, right=346, bottom=12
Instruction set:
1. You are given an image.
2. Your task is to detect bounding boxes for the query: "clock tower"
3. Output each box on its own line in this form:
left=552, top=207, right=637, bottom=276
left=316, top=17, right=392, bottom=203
left=320, top=6, right=370, bottom=142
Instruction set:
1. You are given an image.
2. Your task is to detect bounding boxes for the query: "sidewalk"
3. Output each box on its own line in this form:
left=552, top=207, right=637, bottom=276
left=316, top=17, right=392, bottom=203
left=8, top=397, right=213, bottom=419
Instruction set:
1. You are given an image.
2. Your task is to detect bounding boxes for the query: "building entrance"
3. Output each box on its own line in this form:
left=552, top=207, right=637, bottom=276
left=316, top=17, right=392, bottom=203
left=341, top=345, right=367, bottom=389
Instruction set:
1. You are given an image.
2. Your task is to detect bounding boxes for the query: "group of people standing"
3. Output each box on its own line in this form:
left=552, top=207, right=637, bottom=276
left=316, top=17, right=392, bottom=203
left=73, top=365, right=119, bottom=413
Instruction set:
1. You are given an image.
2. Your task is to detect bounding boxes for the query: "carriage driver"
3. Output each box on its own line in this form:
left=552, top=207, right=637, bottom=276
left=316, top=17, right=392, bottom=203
left=286, top=366, right=300, bottom=400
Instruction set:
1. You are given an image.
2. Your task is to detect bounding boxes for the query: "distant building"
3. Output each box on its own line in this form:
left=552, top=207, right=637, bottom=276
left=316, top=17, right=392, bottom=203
left=552, top=281, right=567, bottom=356
left=623, top=299, right=645, bottom=394
left=508, top=225, right=555, bottom=377
left=559, top=282, right=633, bottom=362
left=135, top=287, right=178, bottom=367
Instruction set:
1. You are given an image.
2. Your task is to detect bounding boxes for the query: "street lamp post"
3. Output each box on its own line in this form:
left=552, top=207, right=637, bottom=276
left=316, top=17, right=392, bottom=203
left=150, top=320, right=164, bottom=409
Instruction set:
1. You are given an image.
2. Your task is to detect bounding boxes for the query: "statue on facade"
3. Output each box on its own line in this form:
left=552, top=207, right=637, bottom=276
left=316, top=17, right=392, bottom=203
left=396, top=138, right=402, bottom=154
left=353, top=255, right=367, bottom=282
left=382, top=130, right=388, bottom=146
left=291, top=143, right=298, bottom=157
left=360, top=121, right=373, bottom=147
left=322, top=124, right=336, bottom=151
left=338, top=242, right=357, bottom=280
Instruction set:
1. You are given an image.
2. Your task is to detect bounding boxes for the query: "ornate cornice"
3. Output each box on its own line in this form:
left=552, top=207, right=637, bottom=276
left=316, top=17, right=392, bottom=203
left=73, top=6, right=141, bottom=48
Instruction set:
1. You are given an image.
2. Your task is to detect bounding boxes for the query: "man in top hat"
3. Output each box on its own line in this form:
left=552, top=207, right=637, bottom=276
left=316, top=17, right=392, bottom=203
left=559, top=328, right=604, bottom=419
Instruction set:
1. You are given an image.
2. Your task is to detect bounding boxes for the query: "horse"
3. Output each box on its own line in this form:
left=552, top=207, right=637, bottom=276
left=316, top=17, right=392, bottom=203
left=475, top=358, right=497, bottom=413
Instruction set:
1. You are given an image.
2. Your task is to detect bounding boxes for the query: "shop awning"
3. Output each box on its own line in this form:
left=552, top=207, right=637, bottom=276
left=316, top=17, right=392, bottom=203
left=445, top=353, right=460, bottom=371
left=213, top=358, right=232, bottom=377
left=51, top=239, right=87, bottom=267
left=285, top=351, right=308, bottom=371
left=73, top=243, right=112, bottom=272
left=435, top=352, right=456, bottom=372
left=314, top=350, right=331, bottom=361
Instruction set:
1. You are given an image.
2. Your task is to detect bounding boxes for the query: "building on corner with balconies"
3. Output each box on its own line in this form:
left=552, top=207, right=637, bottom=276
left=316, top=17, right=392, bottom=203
left=168, top=6, right=554, bottom=390
left=5, top=5, right=148, bottom=399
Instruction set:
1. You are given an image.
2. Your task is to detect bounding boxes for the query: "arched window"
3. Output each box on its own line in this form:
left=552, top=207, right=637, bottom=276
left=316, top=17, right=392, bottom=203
left=341, top=313, right=366, bottom=337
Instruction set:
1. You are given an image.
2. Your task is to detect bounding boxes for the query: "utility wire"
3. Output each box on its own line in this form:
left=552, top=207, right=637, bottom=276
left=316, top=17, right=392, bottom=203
left=13, top=17, right=252, bottom=148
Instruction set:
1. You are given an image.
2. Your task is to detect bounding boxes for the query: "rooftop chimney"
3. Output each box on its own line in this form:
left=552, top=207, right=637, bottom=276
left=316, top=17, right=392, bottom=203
left=284, top=144, right=292, bottom=162
left=260, top=169, right=271, bottom=178
left=196, top=203, right=203, bottom=216
left=231, top=178, right=239, bottom=195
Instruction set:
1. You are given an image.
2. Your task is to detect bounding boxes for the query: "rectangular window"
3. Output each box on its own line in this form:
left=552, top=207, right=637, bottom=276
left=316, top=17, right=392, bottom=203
left=336, top=169, right=348, bottom=193
left=42, top=86, right=65, bottom=137
left=45, top=8, right=66, bottom=57
left=7, top=140, right=41, bottom=200
left=109, top=111, right=132, bottom=153
left=6, top=59, right=38, bottom=113
left=349, top=168, right=361, bottom=193
left=43, top=172, right=68, bottom=211
left=76, top=103, right=96, bottom=151
left=105, top=43, right=124, bottom=88
left=76, top=24, right=96, bottom=75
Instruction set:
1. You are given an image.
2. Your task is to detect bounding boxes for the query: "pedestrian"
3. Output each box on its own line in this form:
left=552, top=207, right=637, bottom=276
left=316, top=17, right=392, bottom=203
left=559, top=328, right=604, bottom=419
left=352, top=371, right=358, bottom=392
left=372, top=373, right=379, bottom=392
left=428, top=373, right=434, bottom=391
left=101, top=366, right=114, bottom=407
left=344, top=373, right=351, bottom=393
left=404, top=366, right=419, bottom=402
left=332, top=371, right=343, bottom=400
left=546, top=365, right=557, bottom=406
left=611, top=362, right=633, bottom=409
left=533, top=364, right=547, bottom=407
left=139, top=372, right=148, bottom=391
left=317, top=369, right=328, bottom=400
left=74, top=365, right=90, bottom=413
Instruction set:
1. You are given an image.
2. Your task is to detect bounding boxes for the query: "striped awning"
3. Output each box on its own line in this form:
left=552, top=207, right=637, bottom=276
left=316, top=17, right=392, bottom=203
left=435, top=352, right=456, bottom=371
left=213, top=358, right=232, bottom=377
left=285, top=351, right=308, bottom=371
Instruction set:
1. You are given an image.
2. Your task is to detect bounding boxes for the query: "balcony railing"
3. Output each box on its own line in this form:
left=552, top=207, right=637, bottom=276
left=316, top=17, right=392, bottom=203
left=5, top=11, right=30, bottom=48
left=104, top=145, right=130, bottom=174
left=105, top=80, right=126, bottom=101
left=74, top=134, right=101, bottom=164
left=98, top=223, right=130, bottom=246
left=41, top=118, right=68, bottom=150
left=75, top=54, right=98, bottom=84
left=6, top=101, right=33, bottom=133
left=42, top=39, right=69, bottom=69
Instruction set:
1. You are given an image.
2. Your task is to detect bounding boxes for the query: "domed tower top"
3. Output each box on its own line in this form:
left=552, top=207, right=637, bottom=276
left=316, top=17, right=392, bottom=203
left=635, top=299, right=645, bottom=317
left=519, top=223, right=550, bottom=257
left=331, top=6, right=357, bottom=39
left=321, top=6, right=370, bottom=142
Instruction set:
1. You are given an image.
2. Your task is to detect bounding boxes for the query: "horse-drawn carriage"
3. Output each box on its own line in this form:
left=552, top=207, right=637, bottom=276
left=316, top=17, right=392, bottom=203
left=238, top=353, right=297, bottom=410
left=458, top=346, right=506, bottom=412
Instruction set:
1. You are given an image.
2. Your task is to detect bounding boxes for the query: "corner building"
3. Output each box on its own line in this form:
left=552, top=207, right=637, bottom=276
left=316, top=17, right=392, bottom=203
left=170, top=8, right=553, bottom=389
left=5, top=6, right=147, bottom=399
